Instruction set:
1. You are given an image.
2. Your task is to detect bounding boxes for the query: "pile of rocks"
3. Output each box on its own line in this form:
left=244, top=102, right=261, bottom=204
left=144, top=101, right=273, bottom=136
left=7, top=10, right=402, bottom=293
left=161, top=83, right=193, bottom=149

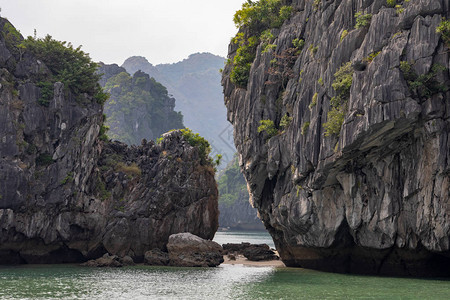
left=222, top=242, right=278, bottom=261
left=81, top=254, right=135, bottom=268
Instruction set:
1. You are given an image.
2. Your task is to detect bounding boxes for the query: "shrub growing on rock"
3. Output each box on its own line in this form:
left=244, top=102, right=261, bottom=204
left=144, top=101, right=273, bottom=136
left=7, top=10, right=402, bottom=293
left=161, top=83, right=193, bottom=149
left=355, top=12, right=372, bottom=29
left=399, top=61, right=447, bottom=98
left=179, top=128, right=212, bottom=165
left=323, top=62, right=354, bottom=136
left=22, top=35, right=108, bottom=104
left=230, top=0, right=293, bottom=88
left=258, top=119, right=278, bottom=138
left=436, top=18, right=450, bottom=48
left=386, top=0, right=396, bottom=8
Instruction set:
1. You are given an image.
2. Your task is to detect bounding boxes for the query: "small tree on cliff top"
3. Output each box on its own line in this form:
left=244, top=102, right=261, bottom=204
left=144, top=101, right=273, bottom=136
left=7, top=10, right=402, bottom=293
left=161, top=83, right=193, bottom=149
left=22, top=35, right=108, bottom=104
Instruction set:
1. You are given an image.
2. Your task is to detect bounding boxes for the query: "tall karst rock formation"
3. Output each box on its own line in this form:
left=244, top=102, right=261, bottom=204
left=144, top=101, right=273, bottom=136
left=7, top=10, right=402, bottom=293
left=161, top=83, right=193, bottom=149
left=222, top=0, right=450, bottom=276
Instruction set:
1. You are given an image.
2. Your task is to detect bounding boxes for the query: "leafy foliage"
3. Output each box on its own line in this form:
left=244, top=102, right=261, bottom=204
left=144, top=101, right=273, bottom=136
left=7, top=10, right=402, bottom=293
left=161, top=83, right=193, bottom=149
left=230, top=0, right=293, bottom=87
left=308, top=44, right=318, bottom=56
left=386, top=0, right=396, bottom=8
left=230, top=34, right=259, bottom=87
left=60, top=172, right=74, bottom=185
left=395, top=4, right=404, bottom=14
left=233, top=0, right=292, bottom=32
left=260, top=29, right=276, bottom=53
left=2, top=22, right=22, bottom=54
left=301, top=122, right=310, bottom=135
left=258, top=119, right=278, bottom=138
left=292, top=38, right=305, bottom=53
left=355, top=12, right=372, bottom=29
left=280, top=113, right=292, bottom=130
left=179, top=128, right=212, bottom=165
left=324, top=62, right=354, bottom=136
left=436, top=18, right=450, bottom=48
left=36, top=81, right=53, bottom=106
left=399, top=61, right=447, bottom=99
left=324, top=106, right=346, bottom=137
left=340, top=30, right=348, bottom=42
left=99, top=123, right=109, bottom=142
left=364, top=51, right=381, bottom=64
left=22, top=35, right=108, bottom=104
left=331, top=62, right=353, bottom=104
left=309, top=92, right=318, bottom=109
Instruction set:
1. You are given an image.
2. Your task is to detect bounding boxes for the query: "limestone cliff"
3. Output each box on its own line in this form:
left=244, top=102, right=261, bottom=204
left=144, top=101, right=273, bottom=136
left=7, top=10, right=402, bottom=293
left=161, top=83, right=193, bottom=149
left=222, top=0, right=450, bottom=276
left=0, top=18, right=218, bottom=264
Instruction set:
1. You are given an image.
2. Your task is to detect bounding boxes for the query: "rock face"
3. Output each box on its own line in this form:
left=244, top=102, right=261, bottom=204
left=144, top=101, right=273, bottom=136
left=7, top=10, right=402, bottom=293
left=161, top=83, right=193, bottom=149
left=222, top=0, right=450, bottom=276
left=0, top=18, right=218, bottom=264
left=166, top=233, right=224, bottom=267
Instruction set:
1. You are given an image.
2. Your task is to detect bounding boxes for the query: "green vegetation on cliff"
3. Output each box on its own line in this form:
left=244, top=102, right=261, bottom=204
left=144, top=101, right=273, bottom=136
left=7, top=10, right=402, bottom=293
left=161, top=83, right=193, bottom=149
left=179, top=128, right=212, bottom=165
left=323, top=62, right=354, bottom=136
left=22, top=35, right=108, bottom=104
left=436, top=18, right=450, bottom=47
left=258, top=119, right=278, bottom=139
left=399, top=61, right=447, bottom=99
left=230, top=0, right=293, bottom=87
left=102, top=70, right=184, bottom=145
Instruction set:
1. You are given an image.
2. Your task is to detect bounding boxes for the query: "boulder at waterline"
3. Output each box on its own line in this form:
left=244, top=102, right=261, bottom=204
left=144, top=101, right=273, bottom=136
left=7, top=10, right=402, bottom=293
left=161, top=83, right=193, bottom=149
left=144, top=249, right=169, bottom=266
left=223, top=243, right=278, bottom=261
left=81, top=253, right=135, bottom=268
left=167, top=233, right=224, bottom=267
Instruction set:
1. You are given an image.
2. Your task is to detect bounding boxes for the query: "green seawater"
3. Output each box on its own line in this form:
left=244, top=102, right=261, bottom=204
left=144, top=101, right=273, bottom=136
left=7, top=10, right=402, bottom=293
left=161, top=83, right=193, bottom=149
left=0, top=231, right=449, bottom=299
left=1, top=265, right=449, bottom=299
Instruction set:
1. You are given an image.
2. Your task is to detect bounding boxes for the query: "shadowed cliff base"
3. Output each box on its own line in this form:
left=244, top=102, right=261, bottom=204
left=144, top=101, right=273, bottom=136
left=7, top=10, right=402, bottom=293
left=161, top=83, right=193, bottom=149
left=279, top=245, right=450, bottom=277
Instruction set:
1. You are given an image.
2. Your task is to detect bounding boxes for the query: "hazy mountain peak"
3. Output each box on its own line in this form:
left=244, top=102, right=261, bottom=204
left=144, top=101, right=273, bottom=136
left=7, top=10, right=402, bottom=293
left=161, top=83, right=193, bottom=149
left=121, top=53, right=235, bottom=167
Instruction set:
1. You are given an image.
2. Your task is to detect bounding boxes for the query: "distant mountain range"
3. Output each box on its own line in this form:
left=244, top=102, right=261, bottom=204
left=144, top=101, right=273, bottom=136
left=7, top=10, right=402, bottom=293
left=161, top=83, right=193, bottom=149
left=122, top=53, right=235, bottom=166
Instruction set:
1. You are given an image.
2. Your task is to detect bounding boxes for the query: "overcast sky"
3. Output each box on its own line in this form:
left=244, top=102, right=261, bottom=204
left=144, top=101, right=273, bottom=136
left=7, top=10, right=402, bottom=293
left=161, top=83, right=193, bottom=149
left=0, top=0, right=245, bottom=65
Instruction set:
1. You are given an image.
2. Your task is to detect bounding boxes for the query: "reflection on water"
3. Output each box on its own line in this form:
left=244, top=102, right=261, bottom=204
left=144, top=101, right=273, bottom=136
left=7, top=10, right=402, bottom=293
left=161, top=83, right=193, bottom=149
left=1, top=265, right=449, bottom=300
left=0, top=264, right=275, bottom=300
